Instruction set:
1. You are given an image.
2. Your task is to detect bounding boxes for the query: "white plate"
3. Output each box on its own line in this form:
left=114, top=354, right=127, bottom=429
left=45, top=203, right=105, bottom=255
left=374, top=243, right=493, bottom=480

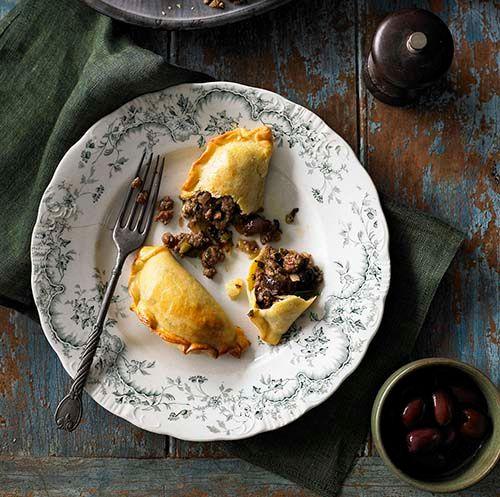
left=31, top=82, right=390, bottom=441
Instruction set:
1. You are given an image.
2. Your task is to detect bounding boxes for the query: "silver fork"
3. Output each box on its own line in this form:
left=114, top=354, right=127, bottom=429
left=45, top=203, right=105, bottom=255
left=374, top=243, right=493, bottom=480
left=54, top=150, right=164, bottom=432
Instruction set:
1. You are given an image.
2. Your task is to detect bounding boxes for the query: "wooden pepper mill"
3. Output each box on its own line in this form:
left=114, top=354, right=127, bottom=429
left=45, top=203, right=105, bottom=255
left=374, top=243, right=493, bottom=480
left=364, top=8, right=454, bottom=106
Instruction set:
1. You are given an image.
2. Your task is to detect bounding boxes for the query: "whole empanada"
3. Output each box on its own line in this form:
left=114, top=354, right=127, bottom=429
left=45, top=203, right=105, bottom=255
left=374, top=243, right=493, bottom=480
left=129, top=246, right=250, bottom=358
left=180, top=126, right=273, bottom=214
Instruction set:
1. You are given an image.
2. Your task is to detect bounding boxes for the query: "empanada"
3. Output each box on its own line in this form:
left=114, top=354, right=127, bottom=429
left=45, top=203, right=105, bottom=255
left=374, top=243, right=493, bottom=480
left=129, top=246, right=250, bottom=358
left=246, top=246, right=323, bottom=345
left=181, top=126, right=273, bottom=214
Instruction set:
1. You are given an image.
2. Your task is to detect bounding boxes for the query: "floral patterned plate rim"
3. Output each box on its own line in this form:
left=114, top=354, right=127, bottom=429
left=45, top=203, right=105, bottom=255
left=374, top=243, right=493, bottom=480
left=31, top=81, right=390, bottom=441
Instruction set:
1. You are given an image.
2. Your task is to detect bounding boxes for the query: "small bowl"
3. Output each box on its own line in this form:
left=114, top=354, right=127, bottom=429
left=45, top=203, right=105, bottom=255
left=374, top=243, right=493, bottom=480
left=371, top=358, right=500, bottom=493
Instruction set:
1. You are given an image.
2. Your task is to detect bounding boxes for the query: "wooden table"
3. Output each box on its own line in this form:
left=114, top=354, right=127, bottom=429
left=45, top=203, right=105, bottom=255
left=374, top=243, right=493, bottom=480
left=1, top=1, right=498, bottom=495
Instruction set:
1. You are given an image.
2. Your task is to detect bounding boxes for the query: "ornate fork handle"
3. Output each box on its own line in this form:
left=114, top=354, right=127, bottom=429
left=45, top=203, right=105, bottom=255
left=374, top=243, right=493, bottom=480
left=55, top=252, right=126, bottom=431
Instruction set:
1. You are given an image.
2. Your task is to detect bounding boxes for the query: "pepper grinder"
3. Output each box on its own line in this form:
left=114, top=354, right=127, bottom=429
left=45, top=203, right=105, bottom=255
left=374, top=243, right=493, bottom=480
left=364, top=8, right=454, bottom=106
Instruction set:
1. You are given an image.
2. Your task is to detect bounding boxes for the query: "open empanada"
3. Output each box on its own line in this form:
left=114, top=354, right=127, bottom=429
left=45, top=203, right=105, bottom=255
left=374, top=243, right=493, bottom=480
left=180, top=126, right=274, bottom=215
left=246, top=246, right=323, bottom=345
left=129, top=246, right=250, bottom=358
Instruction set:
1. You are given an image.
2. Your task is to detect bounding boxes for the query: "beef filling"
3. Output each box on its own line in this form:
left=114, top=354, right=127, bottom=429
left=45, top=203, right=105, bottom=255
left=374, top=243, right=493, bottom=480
left=182, top=191, right=238, bottom=237
left=162, top=231, right=211, bottom=257
left=237, top=239, right=260, bottom=259
left=253, top=245, right=322, bottom=309
left=161, top=232, right=225, bottom=279
left=165, top=191, right=281, bottom=278
left=136, top=190, right=148, bottom=204
left=200, top=245, right=225, bottom=279
left=183, top=191, right=281, bottom=245
left=131, top=176, right=142, bottom=189
left=154, top=196, right=175, bottom=225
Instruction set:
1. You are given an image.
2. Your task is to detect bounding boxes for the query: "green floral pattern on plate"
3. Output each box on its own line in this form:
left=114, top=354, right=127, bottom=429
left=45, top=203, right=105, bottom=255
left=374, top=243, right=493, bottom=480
left=31, top=82, right=390, bottom=440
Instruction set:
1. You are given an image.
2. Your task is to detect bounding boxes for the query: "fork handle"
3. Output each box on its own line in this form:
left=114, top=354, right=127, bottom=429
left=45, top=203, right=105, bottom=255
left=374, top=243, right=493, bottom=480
left=55, top=252, right=126, bottom=431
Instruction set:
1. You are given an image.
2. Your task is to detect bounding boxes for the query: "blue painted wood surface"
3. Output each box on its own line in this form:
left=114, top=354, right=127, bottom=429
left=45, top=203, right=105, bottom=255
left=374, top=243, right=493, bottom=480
left=0, top=0, right=498, bottom=495
left=0, top=456, right=498, bottom=497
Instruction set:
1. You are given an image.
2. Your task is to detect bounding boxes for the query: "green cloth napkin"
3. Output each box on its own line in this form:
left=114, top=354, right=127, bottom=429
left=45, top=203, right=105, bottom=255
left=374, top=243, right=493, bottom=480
left=0, top=1, right=464, bottom=496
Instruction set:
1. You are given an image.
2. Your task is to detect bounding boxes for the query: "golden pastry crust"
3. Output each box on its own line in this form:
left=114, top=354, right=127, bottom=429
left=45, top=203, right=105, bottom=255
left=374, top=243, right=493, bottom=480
left=246, top=249, right=316, bottom=345
left=181, top=126, right=274, bottom=214
left=129, top=246, right=250, bottom=358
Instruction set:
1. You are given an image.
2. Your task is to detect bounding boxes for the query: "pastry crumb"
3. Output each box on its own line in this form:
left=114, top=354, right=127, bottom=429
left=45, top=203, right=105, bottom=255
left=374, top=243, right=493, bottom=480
left=226, top=278, right=244, bottom=300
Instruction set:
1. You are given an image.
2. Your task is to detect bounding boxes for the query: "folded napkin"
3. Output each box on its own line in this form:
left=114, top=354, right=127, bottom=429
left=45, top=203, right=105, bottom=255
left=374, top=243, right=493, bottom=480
left=0, top=1, right=464, bottom=496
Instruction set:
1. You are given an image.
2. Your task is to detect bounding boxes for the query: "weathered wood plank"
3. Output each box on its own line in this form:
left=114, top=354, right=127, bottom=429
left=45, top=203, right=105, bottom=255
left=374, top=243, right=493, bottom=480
left=1, top=456, right=499, bottom=497
left=0, top=0, right=166, bottom=460
left=170, top=0, right=360, bottom=458
left=0, top=308, right=166, bottom=457
left=0, top=0, right=15, bottom=18
left=0, top=4, right=497, bottom=497
left=171, top=0, right=358, bottom=150
left=360, top=0, right=499, bottom=384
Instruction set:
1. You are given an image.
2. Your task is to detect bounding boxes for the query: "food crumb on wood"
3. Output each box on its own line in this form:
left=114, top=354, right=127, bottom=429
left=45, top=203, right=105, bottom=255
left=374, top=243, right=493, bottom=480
left=285, top=207, right=299, bottom=224
left=226, top=278, right=244, bottom=300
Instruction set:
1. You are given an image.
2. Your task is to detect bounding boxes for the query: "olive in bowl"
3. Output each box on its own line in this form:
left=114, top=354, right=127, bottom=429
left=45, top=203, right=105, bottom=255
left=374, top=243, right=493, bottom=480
left=371, top=358, right=500, bottom=493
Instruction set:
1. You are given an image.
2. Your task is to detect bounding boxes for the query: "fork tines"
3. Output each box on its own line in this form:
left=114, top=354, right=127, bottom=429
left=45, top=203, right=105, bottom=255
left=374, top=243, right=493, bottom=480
left=116, top=150, right=165, bottom=235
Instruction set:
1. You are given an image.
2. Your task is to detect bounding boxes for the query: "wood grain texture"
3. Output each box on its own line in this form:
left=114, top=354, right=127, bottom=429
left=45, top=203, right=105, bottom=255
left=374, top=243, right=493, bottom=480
left=0, top=309, right=166, bottom=458
left=358, top=0, right=499, bottom=383
left=81, top=0, right=293, bottom=30
left=1, top=456, right=499, bottom=497
left=0, top=0, right=498, bottom=495
left=171, top=0, right=358, bottom=150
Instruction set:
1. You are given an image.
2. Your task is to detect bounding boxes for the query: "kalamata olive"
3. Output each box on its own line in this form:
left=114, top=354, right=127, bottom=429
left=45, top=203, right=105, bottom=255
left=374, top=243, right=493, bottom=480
left=406, top=428, right=442, bottom=454
left=459, top=408, right=487, bottom=439
left=402, top=398, right=425, bottom=428
left=235, top=215, right=269, bottom=236
left=450, top=385, right=481, bottom=406
left=432, top=390, right=453, bottom=426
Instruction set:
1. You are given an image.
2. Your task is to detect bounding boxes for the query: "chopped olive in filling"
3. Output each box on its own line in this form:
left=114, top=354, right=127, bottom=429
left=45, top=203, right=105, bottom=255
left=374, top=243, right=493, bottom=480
left=253, top=245, right=323, bottom=309
left=162, top=231, right=211, bottom=257
left=163, top=191, right=281, bottom=278
left=237, top=239, right=260, bottom=259
left=234, top=213, right=281, bottom=244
